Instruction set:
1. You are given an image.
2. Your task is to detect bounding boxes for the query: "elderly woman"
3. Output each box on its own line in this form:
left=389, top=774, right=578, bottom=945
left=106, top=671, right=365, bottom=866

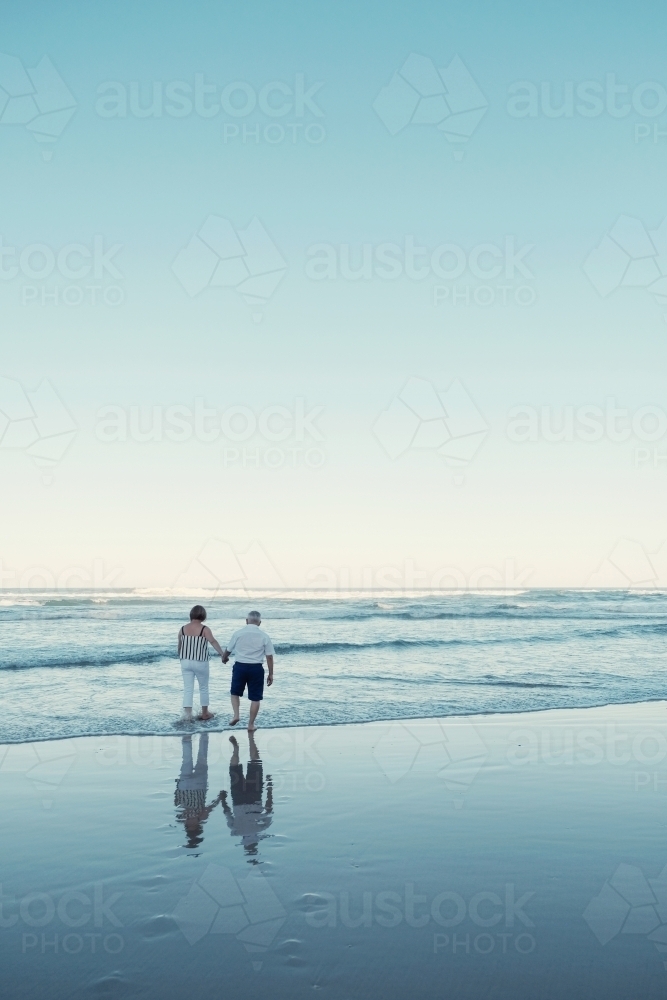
left=178, top=605, right=225, bottom=721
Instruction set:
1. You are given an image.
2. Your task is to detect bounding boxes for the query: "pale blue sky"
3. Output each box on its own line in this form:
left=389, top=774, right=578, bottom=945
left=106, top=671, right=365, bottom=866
left=1, top=0, right=666, bottom=590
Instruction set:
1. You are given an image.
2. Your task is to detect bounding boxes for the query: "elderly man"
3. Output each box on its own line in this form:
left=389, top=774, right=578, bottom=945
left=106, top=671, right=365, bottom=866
left=222, top=611, right=275, bottom=731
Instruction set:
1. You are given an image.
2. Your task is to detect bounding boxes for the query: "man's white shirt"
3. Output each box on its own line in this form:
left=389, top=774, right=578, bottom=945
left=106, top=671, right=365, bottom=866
left=225, top=624, right=275, bottom=663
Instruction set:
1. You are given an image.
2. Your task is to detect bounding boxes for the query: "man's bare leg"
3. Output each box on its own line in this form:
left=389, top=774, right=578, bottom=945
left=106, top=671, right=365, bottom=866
left=230, top=694, right=240, bottom=726
left=248, top=700, right=260, bottom=732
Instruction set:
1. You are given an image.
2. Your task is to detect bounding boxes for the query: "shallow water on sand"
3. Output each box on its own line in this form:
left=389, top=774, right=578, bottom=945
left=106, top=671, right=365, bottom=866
left=2, top=703, right=667, bottom=999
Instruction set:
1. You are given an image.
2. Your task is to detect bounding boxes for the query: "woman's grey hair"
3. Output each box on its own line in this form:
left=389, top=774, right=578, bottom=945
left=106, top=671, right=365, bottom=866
left=247, top=610, right=261, bottom=623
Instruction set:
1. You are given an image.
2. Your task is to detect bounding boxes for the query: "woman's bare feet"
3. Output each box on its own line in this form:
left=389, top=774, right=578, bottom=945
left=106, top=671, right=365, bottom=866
left=198, top=711, right=215, bottom=721
left=229, top=716, right=240, bottom=726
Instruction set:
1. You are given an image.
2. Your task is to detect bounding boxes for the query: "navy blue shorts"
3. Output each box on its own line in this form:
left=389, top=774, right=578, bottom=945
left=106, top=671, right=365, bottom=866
left=230, top=662, right=265, bottom=701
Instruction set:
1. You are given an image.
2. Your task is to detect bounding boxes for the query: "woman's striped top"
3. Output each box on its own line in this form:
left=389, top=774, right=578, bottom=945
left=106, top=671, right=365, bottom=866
left=178, top=625, right=209, bottom=661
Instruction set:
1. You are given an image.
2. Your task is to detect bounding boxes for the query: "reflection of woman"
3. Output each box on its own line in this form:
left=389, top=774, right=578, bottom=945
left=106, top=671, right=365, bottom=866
left=178, top=605, right=225, bottom=721
left=174, top=734, right=225, bottom=849
left=222, top=735, right=273, bottom=857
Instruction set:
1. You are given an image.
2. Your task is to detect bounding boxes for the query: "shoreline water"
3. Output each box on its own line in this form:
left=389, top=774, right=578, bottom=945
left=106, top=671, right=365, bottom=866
left=2, top=692, right=667, bottom=746
left=2, top=589, right=665, bottom=745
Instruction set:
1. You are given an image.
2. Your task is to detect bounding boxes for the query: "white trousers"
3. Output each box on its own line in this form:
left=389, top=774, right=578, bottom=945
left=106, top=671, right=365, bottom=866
left=181, top=658, right=210, bottom=707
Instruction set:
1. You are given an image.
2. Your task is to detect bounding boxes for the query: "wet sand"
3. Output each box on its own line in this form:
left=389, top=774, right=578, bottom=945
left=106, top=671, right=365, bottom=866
left=2, top=701, right=667, bottom=999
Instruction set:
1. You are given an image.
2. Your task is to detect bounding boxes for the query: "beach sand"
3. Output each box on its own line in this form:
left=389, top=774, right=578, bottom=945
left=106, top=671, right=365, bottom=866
left=2, top=701, right=667, bottom=998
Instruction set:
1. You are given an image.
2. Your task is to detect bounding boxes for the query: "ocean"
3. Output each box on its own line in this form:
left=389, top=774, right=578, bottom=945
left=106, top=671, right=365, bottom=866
left=0, top=589, right=665, bottom=744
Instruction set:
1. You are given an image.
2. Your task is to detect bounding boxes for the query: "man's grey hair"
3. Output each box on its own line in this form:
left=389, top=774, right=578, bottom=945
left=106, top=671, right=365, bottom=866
left=247, top=610, right=261, bottom=623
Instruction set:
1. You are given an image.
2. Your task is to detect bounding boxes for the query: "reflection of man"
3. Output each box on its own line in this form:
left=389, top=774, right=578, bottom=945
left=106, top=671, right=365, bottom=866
left=222, top=735, right=273, bottom=857
left=174, top=734, right=225, bottom=849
